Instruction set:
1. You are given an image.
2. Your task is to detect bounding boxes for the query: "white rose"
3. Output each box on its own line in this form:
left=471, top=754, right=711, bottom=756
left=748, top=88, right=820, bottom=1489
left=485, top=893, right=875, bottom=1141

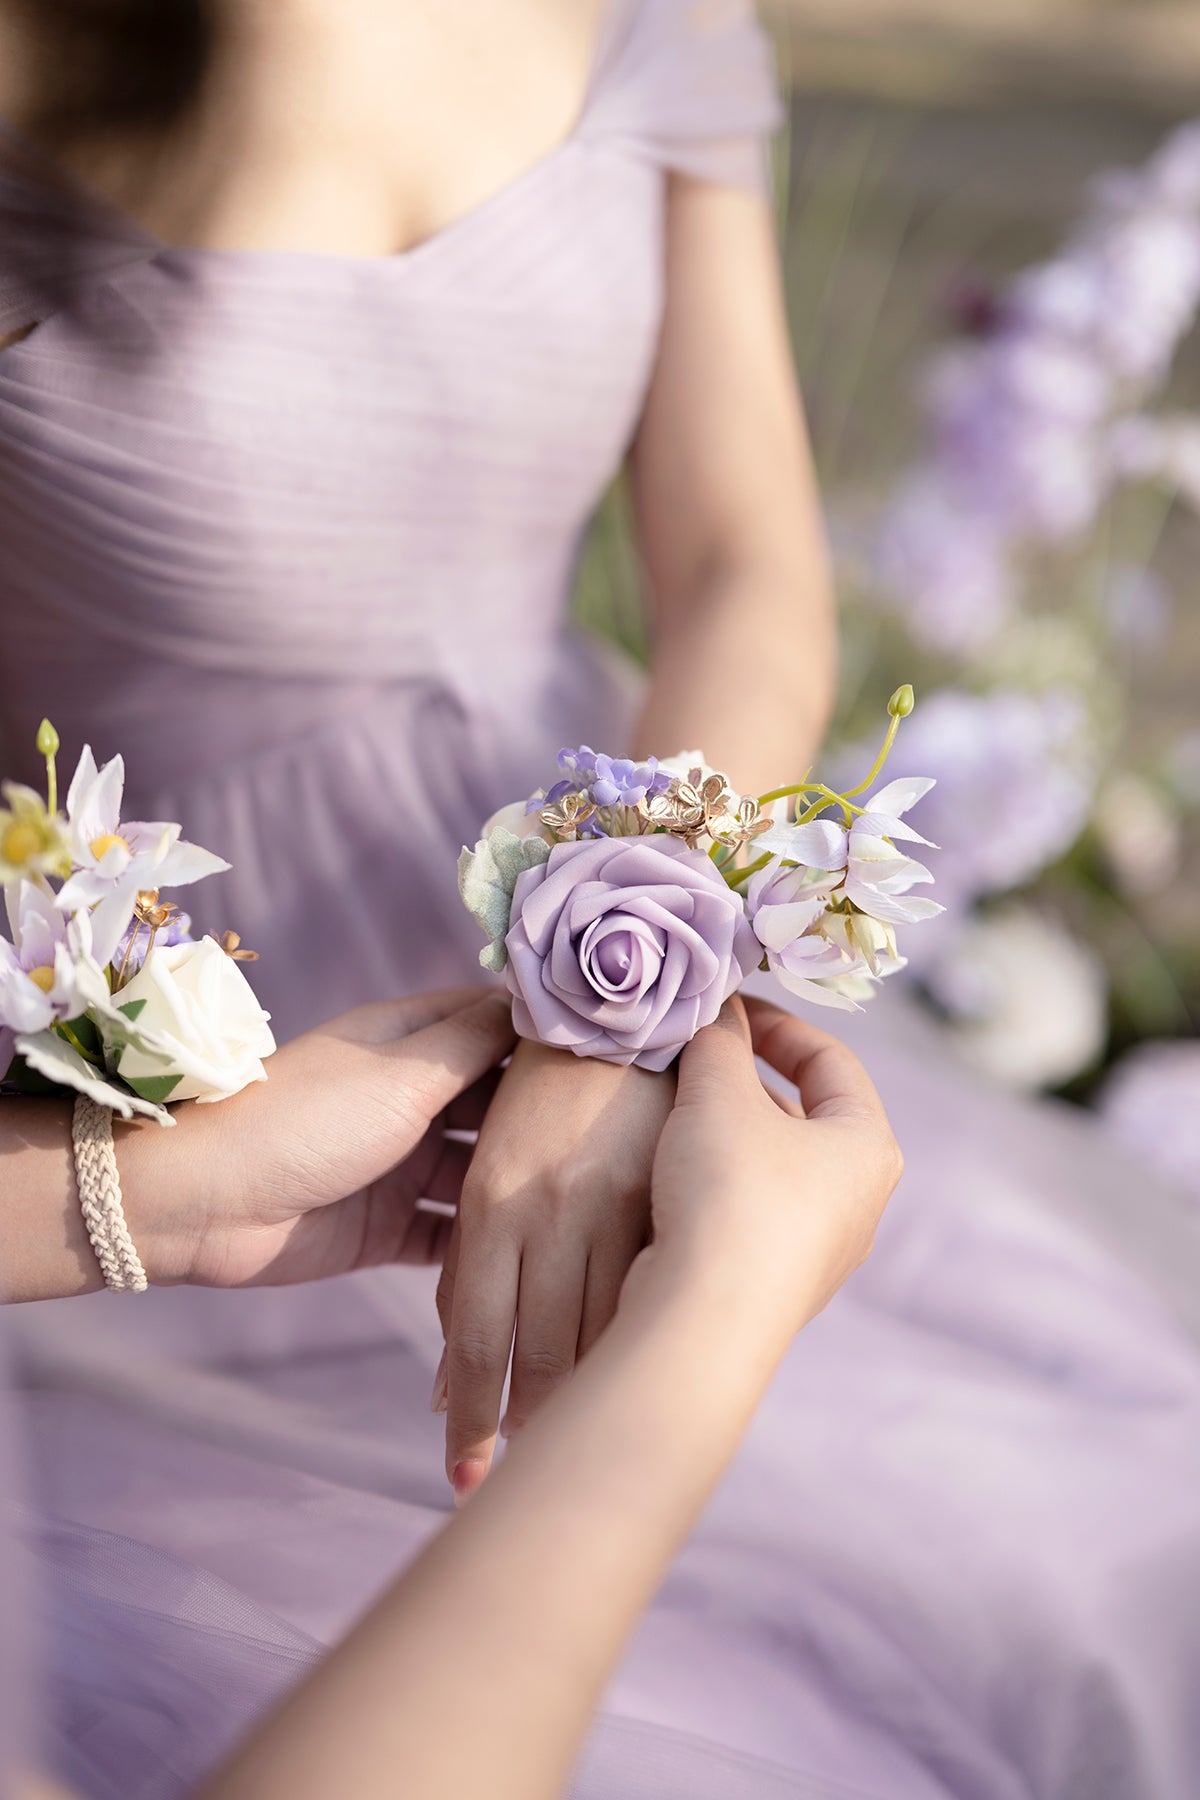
left=481, top=798, right=549, bottom=842
left=105, top=937, right=276, bottom=1105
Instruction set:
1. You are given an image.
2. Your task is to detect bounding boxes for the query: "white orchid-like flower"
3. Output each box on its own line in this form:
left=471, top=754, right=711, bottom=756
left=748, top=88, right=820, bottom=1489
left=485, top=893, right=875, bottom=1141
left=744, top=860, right=880, bottom=1012
left=756, top=778, right=944, bottom=929
left=754, top=815, right=849, bottom=868
left=0, top=880, right=106, bottom=1035
left=56, top=747, right=230, bottom=965
left=842, top=780, right=944, bottom=927
left=818, top=909, right=907, bottom=981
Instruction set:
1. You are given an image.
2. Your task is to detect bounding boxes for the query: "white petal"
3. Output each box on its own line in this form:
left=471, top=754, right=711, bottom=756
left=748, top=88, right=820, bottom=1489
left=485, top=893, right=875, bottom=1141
left=847, top=833, right=909, bottom=866
left=855, top=809, right=937, bottom=849
left=845, top=880, right=945, bottom=925
left=852, top=854, right=937, bottom=893
left=754, top=818, right=849, bottom=868
left=866, top=776, right=936, bottom=818
left=73, top=753, right=126, bottom=847
left=771, top=967, right=864, bottom=1011
left=65, top=745, right=99, bottom=820
left=753, top=899, right=826, bottom=953
left=87, top=880, right=142, bottom=969
left=0, top=969, right=55, bottom=1033
left=153, top=838, right=232, bottom=887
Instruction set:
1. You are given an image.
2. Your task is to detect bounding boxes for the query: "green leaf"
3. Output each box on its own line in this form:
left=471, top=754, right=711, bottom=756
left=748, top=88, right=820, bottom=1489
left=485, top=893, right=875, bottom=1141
left=118, top=999, right=148, bottom=1022
left=122, top=1071, right=183, bottom=1105
left=458, top=827, right=553, bottom=971
left=62, top=1013, right=103, bottom=1058
left=1, top=1052, right=61, bottom=1096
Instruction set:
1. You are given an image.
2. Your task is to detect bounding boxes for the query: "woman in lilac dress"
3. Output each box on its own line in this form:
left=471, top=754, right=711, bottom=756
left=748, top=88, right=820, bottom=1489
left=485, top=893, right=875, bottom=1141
left=1, top=1, right=1199, bottom=1796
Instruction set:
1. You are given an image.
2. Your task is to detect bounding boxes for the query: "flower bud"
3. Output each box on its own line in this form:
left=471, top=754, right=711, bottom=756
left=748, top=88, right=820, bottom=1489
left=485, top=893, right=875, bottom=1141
left=36, top=718, right=60, bottom=758
left=888, top=684, right=915, bottom=719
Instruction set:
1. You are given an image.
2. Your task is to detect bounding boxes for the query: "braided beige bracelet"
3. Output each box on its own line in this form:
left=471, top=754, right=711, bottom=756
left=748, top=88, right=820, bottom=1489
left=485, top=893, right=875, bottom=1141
left=71, top=1094, right=149, bottom=1293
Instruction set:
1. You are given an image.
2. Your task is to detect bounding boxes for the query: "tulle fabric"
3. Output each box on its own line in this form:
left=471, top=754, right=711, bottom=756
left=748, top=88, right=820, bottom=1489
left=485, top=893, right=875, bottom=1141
left=2, top=2, right=1200, bottom=1796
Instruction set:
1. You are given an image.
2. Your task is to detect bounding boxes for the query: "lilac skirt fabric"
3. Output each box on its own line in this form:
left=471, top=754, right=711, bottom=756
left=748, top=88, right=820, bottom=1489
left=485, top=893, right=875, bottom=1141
left=2, top=3, right=1200, bottom=1796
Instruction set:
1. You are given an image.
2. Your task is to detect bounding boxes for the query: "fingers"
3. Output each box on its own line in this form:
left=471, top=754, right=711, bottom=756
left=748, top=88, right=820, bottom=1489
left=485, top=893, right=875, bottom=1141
left=673, top=997, right=758, bottom=1104
left=501, top=1243, right=587, bottom=1440
left=444, top=1066, right=504, bottom=1134
left=388, top=994, right=516, bottom=1132
left=434, top=1210, right=461, bottom=1340
left=423, top=1136, right=474, bottom=1208
left=395, top=1201, right=457, bottom=1267
left=575, top=1242, right=633, bottom=1360
left=743, top=999, right=887, bottom=1124
left=442, top=1218, right=520, bottom=1504
left=322, top=986, right=507, bottom=1047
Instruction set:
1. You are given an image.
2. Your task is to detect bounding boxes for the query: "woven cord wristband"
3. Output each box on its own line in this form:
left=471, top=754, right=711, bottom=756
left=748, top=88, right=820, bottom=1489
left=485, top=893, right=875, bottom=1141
left=71, top=1094, right=149, bottom=1293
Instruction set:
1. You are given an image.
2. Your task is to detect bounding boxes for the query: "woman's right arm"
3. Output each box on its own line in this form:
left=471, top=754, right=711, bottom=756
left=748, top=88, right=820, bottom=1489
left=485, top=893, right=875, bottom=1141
left=195, top=999, right=901, bottom=1800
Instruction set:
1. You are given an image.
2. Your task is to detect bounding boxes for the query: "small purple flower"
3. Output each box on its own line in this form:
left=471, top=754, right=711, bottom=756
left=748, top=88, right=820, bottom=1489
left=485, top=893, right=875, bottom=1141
left=590, top=755, right=671, bottom=809
left=557, top=746, right=599, bottom=783
left=526, top=779, right=574, bottom=817
left=504, top=836, right=761, bottom=1072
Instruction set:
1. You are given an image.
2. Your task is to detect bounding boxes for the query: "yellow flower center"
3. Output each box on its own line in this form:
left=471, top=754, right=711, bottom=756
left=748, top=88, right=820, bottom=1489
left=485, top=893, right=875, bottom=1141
left=90, top=832, right=129, bottom=861
left=2, top=820, right=43, bottom=866
left=28, top=965, right=56, bottom=994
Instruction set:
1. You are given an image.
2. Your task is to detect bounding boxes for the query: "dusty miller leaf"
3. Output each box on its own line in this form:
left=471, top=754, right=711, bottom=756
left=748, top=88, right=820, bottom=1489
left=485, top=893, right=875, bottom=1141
left=457, top=828, right=552, bottom=973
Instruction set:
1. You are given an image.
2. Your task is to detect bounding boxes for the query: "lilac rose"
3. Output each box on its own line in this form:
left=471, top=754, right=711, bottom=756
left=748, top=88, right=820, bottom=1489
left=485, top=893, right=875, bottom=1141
left=504, top=836, right=761, bottom=1072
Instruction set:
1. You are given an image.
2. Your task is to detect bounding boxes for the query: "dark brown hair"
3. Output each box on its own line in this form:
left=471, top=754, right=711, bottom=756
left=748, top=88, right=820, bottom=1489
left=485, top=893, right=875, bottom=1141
left=16, top=0, right=218, bottom=146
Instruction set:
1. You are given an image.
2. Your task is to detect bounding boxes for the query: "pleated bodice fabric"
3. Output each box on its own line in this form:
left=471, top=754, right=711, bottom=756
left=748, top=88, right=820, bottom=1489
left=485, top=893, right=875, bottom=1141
left=0, top=0, right=780, bottom=1036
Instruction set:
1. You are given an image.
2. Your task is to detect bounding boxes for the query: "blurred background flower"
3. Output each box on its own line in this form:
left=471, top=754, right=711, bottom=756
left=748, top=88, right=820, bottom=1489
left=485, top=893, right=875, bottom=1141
left=577, top=0, right=1198, bottom=1143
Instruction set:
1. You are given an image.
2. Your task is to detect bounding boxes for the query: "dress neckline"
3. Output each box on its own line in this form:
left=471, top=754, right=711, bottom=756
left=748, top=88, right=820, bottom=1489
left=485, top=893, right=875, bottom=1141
left=0, top=0, right=629, bottom=272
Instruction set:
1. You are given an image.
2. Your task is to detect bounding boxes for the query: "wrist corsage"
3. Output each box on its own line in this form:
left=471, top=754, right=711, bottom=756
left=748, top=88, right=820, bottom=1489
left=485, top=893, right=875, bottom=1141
left=0, top=719, right=275, bottom=1127
left=459, top=687, right=943, bottom=1072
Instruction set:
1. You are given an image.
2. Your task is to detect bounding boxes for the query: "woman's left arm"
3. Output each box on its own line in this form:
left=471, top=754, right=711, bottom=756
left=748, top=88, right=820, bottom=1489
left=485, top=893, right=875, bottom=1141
left=438, top=174, right=836, bottom=1499
left=629, top=173, right=837, bottom=789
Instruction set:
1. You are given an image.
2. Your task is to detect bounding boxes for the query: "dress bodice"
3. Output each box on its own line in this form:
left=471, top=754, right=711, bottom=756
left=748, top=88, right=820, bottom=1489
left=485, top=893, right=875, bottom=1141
left=0, top=0, right=781, bottom=1035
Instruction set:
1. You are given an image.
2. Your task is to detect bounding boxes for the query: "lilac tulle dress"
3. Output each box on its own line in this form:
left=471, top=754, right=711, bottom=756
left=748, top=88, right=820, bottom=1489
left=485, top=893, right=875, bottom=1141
left=2, top=3, right=1200, bottom=1796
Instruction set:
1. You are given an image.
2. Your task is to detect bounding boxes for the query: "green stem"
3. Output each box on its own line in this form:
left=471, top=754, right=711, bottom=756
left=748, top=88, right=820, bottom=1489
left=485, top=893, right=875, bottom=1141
left=726, top=853, right=772, bottom=889
left=756, top=782, right=819, bottom=808
left=54, top=1021, right=103, bottom=1066
left=843, top=715, right=900, bottom=801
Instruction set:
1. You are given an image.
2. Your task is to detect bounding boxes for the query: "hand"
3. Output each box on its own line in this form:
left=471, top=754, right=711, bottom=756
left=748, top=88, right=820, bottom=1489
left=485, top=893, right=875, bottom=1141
left=119, top=989, right=516, bottom=1288
left=623, top=996, right=902, bottom=1352
left=434, top=1038, right=674, bottom=1502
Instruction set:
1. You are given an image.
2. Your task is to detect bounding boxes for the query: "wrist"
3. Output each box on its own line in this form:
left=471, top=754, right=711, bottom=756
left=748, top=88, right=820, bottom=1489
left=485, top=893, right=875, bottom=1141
left=619, top=1242, right=802, bottom=1376
left=115, top=1106, right=211, bottom=1286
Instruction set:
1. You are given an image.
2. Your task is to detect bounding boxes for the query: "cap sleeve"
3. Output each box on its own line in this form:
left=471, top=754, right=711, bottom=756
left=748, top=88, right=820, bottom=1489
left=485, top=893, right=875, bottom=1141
left=0, top=120, right=158, bottom=334
left=582, top=0, right=783, bottom=193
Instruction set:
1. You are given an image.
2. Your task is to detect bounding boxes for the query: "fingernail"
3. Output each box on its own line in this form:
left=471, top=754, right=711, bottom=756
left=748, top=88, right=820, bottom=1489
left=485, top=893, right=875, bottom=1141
left=452, top=1459, right=488, bottom=1507
left=429, top=1350, right=447, bottom=1415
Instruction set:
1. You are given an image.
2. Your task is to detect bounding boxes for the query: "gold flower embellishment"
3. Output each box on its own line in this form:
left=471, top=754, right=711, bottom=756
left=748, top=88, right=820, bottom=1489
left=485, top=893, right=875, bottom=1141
left=640, top=771, right=732, bottom=843
left=710, top=795, right=774, bottom=849
left=540, top=790, right=598, bottom=839
left=211, top=929, right=259, bottom=964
